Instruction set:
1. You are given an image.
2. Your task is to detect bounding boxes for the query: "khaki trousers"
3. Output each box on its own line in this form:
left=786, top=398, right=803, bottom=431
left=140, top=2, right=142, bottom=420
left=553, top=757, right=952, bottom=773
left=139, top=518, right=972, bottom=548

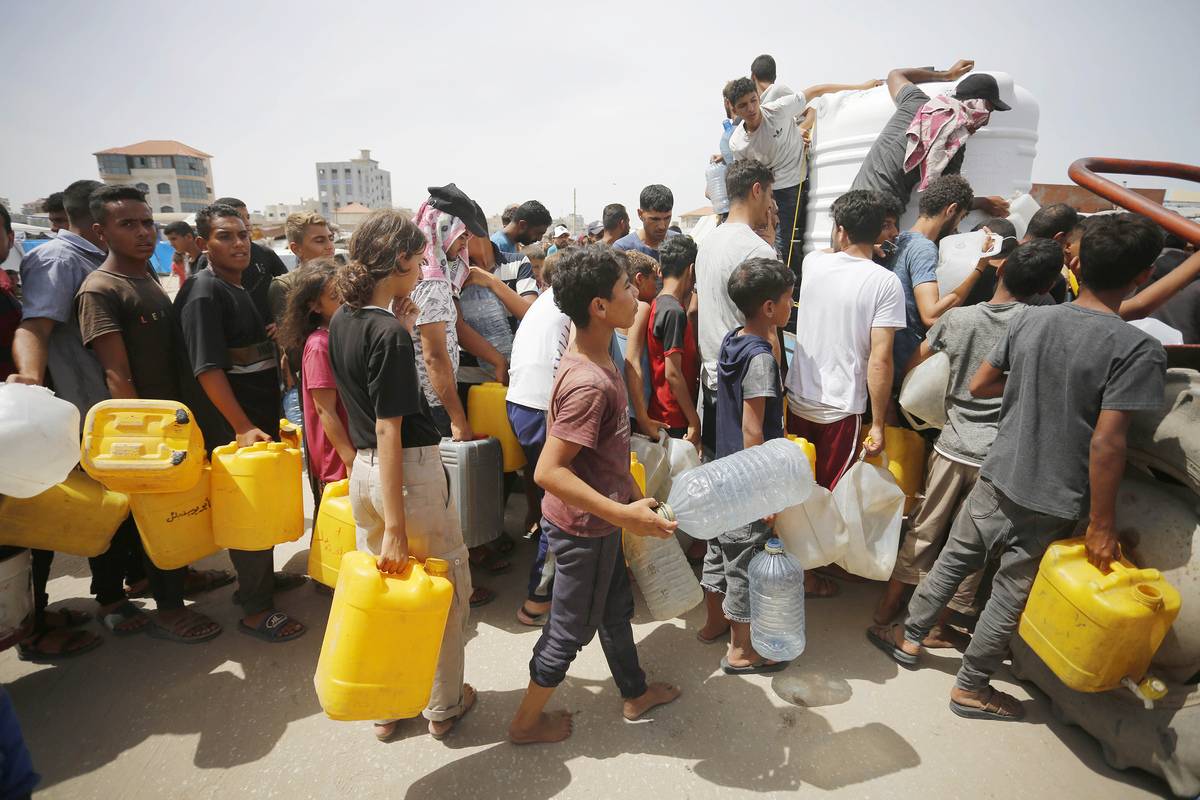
left=350, top=445, right=472, bottom=722
left=892, top=449, right=981, bottom=615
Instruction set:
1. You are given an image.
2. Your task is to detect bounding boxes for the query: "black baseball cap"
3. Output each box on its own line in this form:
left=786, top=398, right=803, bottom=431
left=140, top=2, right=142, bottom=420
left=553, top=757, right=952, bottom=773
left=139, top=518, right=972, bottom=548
left=953, top=74, right=1011, bottom=111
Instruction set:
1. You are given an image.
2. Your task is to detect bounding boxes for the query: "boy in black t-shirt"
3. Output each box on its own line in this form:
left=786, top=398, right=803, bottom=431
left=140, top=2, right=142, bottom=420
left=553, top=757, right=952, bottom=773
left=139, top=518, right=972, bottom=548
left=177, top=204, right=305, bottom=643
left=75, top=186, right=222, bottom=643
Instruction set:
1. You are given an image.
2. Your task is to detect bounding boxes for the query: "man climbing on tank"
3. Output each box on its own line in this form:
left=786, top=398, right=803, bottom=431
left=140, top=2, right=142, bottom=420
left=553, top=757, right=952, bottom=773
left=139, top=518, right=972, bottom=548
left=850, top=59, right=1011, bottom=219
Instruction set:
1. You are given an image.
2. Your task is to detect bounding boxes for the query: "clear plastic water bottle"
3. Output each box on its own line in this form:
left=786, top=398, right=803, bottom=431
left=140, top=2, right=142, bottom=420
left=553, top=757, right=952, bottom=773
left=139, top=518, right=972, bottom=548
left=706, top=162, right=730, bottom=215
left=719, top=119, right=735, bottom=165
left=656, top=438, right=814, bottom=540
left=749, top=538, right=806, bottom=661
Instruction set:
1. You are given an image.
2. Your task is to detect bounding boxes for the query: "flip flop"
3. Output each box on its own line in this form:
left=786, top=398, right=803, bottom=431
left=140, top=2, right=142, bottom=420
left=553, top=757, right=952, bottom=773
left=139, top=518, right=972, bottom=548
left=17, top=628, right=103, bottom=662
left=41, top=608, right=92, bottom=628
left=867, top=624, right=919, bottom=667
left=101, top=601, right=150, bottom=636
left=183, top=568, right=235, bottom=598
left=805, top=574, right=840, bottom=599
left=238, top=610, right=306, bottom=643
left=696, top=627, right=729, bottom=645
left=720, top=656, right=789, bottom=675
left=429, top=684, right=477, bottom=740
left=949, top=687, right=1025, bottom=721
left=516, top=604, right=548, bottom=627
left=147, top=609, right=222, bottom=644
left=469, top=587, right=496, bottom=609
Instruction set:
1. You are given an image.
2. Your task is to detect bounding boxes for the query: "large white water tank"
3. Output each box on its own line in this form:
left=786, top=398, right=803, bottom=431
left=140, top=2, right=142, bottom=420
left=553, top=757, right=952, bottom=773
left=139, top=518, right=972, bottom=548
left=804, top=71, right=1039, bottom=253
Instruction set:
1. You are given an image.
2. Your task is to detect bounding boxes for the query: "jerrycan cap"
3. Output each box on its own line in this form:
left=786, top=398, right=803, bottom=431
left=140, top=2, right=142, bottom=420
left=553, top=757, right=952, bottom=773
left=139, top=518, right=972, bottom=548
left=654, top=502, right=675, bottom=523
left=424, top=558, right=450, bottom=577
left=765, top=538, right=785, bottom=555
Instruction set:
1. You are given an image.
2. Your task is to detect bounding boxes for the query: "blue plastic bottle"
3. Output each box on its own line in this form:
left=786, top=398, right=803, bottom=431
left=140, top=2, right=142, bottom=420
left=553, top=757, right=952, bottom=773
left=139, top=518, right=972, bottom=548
left=749, top=538, right=806, bottom=661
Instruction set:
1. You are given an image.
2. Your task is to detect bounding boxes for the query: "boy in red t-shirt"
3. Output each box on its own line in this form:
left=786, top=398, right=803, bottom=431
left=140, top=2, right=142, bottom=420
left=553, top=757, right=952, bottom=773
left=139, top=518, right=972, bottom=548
left=646, top=235, right=701, bottom=449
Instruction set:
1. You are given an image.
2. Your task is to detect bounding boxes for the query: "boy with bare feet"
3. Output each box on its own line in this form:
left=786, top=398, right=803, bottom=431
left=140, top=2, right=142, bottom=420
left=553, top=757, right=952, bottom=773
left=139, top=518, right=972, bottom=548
left=698, top=258, right=794, bottom=674
left=508, top=246, right=681, bottom=745
left=867, top=215, right=1167, bottom=720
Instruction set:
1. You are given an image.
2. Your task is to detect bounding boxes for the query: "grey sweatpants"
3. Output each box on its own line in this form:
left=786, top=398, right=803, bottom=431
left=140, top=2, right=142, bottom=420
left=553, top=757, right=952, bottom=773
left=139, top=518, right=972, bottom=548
left=903, top=478, right=1075, bottom=693
left=529, top=520, right=647, bottom=699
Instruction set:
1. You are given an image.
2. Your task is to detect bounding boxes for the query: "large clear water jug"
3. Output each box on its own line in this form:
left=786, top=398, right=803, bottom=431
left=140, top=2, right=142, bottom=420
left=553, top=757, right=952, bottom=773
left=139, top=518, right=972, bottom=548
left=0, top=384, right=81, bottom=498
left=624, top=454, right=703, bottom=620
left=657, top=439, right=814, bottom=539
left=705, top=162, right=730, bottom=215
left=749, top=538, right=806, bottom=661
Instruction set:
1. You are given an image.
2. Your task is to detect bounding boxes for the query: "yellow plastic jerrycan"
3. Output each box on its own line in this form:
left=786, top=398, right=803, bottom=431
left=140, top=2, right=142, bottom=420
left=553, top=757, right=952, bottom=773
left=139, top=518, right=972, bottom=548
left=308, top=479, right=357, bottom=589
left=865, top=425, right=927, bottom=514
left=1019, top=538, right=1181, bottom=692
left=786, top=435, right=818, bottom=476
left=314, top=551, right=454, bottom=721
left=279, top=418, right=302, bottom=451
left=211, top=441, right=304, bottom=550
left=128, top=464, right=219, bottom=570
left=467, top=382, right=526, bottom=473
left=81, top=399, right=205, bottom=493
left=0, top=470, right=128, bottom=556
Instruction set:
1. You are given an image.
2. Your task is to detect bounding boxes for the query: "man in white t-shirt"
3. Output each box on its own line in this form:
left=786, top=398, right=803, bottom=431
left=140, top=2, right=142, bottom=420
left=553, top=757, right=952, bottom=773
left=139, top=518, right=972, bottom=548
left=785, top=190, right=906, bottom=489
left=505, top=254, right=572, bottom=626
left=696, top=158, right=777, bottom=454
left=726, top=74, right=882, bottom=269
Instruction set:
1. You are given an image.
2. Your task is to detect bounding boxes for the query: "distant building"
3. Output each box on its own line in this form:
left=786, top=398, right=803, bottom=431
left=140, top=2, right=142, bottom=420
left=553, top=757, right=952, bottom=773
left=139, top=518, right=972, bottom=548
left=679, top=205, right=715, bottom=234
left=1165, top=189, right=1200, bottom=225
left=94, top=140, right=215, bottom=213
left=332, top=202, right=374, bottom=235
left=1030, top=183, right=1165, bottom=215
left=262, top=198, right=320, bottom=223
left=316, top=149, right=392, bottom=215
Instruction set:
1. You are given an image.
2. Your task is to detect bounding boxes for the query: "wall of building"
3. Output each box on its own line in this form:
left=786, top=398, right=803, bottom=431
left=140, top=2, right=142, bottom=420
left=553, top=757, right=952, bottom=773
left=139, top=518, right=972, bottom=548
left=315, top=151, right=392, bottom=214
left=97, top=156, right=214, bottom=213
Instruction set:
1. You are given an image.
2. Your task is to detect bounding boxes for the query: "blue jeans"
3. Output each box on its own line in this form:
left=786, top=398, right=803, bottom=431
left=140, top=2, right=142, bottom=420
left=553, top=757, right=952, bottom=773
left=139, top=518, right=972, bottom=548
left=508, top=402, right=553, bottom=602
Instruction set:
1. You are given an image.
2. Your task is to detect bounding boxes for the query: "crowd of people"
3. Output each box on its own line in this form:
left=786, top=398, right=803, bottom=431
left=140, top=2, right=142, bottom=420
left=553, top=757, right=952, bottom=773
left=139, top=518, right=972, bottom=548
left=0, top=53, right=1198, bottom=758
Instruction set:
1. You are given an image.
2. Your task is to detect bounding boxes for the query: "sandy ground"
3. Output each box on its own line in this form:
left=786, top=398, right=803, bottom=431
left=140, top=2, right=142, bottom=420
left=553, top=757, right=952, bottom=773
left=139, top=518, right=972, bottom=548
left=3, top=488, right=1167, bottom=800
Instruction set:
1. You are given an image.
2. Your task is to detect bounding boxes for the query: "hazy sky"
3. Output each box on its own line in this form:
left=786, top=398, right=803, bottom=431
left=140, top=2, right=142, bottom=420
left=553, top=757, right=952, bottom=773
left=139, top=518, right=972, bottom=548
left=3, top=0, right=1197, bottom=222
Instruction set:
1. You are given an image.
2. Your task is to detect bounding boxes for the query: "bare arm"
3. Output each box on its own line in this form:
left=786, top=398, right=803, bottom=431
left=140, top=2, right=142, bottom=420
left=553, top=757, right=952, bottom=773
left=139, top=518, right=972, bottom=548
left=905, top=338, right=936, bottom=375
left=1119, top=250, right=1200, bottom=320
left=865, top=328, right=895, bottom=456
left=374, top=416, right=409, bottom=573
left=453, top=303, right=508, bottom=385
left=969, top=359, right=1006, bottom=398
left=418, top=322, right=472, bottom=440
left=7, top=318, right=54, bottom=385
left=196, top=369, right=271, bottom=447
left=310, top=387, right=357, bottom=474
left=534, top=434, right=675, bottom=539
left=741, top=396, right=766, bottom=450
left=1084, top=410, right=1133, bottom=570
left=886, top=59, right=974, bottom=100
left=467, top=267, right=533, bottom=319
left=664, top=350, right=702, bottom=446
left=913, top=265, right=987, bottom=329
left=803, top=79, right=883, bottom=100
left=90, top=332, right=138, bottom=400
left=625, top=302, right=662, bottom=436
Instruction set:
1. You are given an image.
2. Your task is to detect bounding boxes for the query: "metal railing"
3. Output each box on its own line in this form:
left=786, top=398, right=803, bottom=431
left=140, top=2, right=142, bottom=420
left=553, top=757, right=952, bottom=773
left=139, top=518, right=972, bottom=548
left=1068, top=157, right=1200, bottom=245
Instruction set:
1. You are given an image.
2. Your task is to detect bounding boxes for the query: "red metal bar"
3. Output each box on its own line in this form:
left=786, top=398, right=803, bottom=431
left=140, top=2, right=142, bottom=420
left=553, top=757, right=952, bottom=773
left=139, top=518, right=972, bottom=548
left=1068, top=157, right=1200, bottom=245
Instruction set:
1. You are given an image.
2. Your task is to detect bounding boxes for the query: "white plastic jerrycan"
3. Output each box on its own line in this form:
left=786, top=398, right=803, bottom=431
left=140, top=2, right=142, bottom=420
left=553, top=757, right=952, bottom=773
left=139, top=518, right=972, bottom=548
left=936, top=231, right=1004, bottom=297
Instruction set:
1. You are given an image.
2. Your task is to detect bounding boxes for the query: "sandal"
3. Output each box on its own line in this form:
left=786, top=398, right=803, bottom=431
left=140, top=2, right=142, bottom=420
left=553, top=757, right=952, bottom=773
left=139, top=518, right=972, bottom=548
left=183, top=568, right=235, bottom=598
left=805, top=574, right=839, bottom=599
left=468, top=549, right=511, bottom=575
left=147, top=609, right=222, bottom=644
left=469, top=587, right=496, bottom=609
left=720, top=656, right=789, bottom=675
left=42, top=608, right=92, bottom=629
left=429, top=684, right=477, bottom=740
left=102, top=601, right=150, bottom=636
left=516, top=603, right=548, bottom=627
left=238, top=610, right=306, bottom=643
left=493, top=534, right=516, bottom=555
left=867, top=624, right=919, bottom=667
left=950, top=687, right=1025, bottom=721
left=17, top=628, right=102, bottom=662
left=125, top=579, right=151, bottom=599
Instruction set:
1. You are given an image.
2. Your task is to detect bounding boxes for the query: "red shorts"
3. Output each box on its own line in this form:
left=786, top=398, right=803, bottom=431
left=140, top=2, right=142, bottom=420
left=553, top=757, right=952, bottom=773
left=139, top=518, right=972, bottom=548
left=785, top=410, right=861, bottom=490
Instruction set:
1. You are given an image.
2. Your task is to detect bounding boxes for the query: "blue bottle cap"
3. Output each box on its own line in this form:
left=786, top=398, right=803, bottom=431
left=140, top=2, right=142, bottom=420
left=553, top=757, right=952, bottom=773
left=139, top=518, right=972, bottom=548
left=765, top=538, right=784, bottom=554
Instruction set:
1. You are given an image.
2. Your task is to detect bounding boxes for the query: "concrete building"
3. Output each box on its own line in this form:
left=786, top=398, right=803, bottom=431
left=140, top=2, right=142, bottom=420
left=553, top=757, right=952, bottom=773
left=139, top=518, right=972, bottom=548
left=679, top=205, right=715, bottom=234
left=94, top=140, right=214, bottom=213
left=262, top=198, right=320, bottom=223
left=332, top=202, right=373, bottom=235
left=316, top=149, right=392, bottom=215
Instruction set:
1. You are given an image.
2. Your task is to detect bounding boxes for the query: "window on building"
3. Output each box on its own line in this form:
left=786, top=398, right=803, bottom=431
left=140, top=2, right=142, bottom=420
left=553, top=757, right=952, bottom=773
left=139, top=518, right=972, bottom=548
left=135, top=182, right=150, bottom=193
left=160, top=205, right=174, bottom=213
left=156, top=182, right=171, bottom=195
left=178, top=179, right=208, bottom=200
left=97, top=154, right=130, bottom=174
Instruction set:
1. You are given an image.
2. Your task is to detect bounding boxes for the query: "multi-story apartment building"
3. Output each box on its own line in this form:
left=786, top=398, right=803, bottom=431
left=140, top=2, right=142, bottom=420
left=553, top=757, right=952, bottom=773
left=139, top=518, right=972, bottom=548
left=94, top=140, right=214, bottom=213
left=315, top=149, right=392, bottom=215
